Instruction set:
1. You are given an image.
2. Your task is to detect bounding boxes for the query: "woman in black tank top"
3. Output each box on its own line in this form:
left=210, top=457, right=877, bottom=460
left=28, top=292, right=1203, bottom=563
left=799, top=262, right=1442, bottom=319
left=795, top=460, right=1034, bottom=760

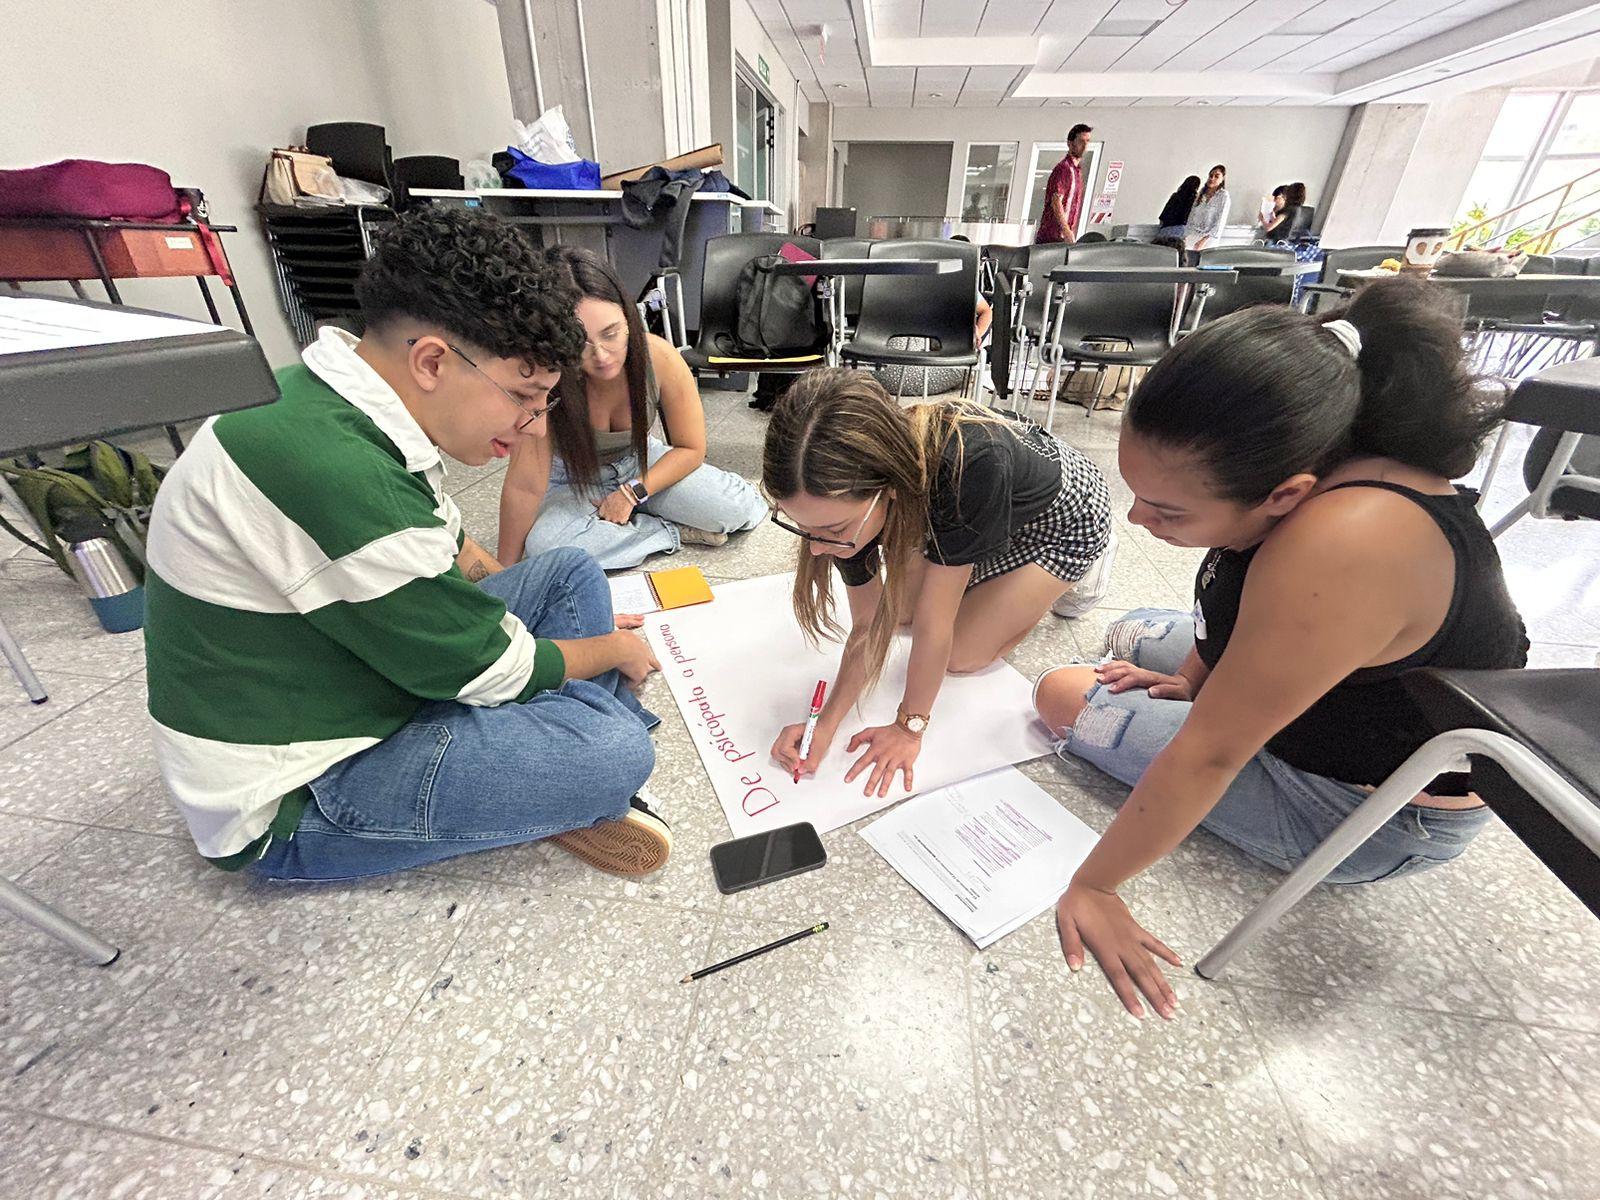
left=1032, top=276, right=1527, bottom=1020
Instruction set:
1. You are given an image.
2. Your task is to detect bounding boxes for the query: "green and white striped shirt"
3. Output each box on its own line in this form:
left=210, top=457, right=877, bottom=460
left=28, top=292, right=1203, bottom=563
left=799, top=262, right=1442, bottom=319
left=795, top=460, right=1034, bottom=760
left=145, top=327, right=565, bottom=859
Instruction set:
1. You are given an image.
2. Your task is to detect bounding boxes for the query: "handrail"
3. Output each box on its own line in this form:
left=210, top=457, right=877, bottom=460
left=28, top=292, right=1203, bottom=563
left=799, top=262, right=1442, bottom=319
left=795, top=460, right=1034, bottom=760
left=1472, top=182, right=1600, bottom=251
left=1451, top=164, right=1600, bottom=249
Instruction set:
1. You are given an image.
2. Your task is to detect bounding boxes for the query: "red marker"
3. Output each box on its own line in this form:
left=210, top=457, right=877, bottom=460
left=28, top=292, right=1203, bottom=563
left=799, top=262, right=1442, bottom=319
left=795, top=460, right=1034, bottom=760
left=794, top=679, right=828, bottom=783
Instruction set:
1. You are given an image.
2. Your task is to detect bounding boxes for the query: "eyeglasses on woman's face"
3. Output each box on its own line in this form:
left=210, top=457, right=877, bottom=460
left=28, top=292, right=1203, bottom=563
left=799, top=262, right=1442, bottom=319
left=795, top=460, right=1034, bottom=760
left=769, top=491, right=883, bottom=550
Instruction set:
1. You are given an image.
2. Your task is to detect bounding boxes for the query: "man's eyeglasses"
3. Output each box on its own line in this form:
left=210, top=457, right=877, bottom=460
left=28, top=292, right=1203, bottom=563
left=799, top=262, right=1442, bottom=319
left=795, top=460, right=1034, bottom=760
left=407, top=338, right=559, bottom=431
left=770, top=491, right=882, bottom=550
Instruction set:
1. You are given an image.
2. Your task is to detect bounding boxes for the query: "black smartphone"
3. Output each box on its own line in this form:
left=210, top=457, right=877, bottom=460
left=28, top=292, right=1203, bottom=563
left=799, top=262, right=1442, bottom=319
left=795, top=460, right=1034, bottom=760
left=710, top=822, right=827, bottom=895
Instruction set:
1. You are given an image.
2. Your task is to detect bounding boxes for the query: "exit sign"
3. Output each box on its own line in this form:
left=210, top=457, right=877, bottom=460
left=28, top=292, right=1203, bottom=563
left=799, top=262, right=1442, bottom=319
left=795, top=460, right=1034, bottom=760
left=757, top=55, right=771, bottom=86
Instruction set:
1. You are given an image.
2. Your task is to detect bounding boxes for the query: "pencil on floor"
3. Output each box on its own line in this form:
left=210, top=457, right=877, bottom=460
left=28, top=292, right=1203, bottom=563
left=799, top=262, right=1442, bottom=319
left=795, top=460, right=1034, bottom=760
left=680, top=922, right=829, bottom=983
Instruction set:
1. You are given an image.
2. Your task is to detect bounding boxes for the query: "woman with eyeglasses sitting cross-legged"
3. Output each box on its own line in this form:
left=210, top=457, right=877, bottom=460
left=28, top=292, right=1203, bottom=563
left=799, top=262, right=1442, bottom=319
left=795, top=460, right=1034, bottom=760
left=762, top=368, right=1114, bottom=799
left=498, top=248, right=768, bottom=571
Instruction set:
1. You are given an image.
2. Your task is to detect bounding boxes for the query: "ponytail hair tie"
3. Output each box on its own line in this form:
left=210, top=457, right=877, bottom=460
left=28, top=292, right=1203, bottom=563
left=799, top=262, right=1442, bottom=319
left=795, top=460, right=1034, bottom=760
left=1323, top=319, right=1362, bottom=359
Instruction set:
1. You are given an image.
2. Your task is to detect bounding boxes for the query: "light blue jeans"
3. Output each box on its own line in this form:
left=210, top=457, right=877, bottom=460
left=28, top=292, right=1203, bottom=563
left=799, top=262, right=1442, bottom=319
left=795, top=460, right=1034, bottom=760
left=256, top=547, right=658, bottom=881
left=525, top=437, right=768, bottom=571
left=1050, top=607, right=1490, bottom=884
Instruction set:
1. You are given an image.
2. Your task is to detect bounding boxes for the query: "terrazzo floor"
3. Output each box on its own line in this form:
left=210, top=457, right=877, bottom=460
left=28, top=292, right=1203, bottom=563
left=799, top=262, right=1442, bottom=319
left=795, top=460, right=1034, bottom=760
left=0, top=386, right=1597, bottom=1200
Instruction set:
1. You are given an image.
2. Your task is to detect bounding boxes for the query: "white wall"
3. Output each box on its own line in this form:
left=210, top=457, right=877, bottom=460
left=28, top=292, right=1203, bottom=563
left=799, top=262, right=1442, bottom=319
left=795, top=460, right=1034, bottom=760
left=831, top=105, right=1354, bottom=232
left=727, top=0, right=803, bottom=220
left=0, top=0, right=512, bottom=368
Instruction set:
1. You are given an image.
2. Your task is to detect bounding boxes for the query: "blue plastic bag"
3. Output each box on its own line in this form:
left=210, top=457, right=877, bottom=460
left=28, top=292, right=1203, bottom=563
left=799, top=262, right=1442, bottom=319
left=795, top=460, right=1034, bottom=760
left=500, top=147, right=601, bottom=191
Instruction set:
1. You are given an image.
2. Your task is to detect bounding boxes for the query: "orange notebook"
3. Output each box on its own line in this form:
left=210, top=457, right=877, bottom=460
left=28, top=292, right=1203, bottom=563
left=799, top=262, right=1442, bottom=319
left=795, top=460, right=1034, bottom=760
left=609, top=565, right=714, bottom=615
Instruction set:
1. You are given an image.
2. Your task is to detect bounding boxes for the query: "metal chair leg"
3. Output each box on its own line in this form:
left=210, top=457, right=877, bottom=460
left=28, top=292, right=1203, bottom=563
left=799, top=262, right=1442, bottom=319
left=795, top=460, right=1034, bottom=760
left=0, top=610, right=46, bottom=703
left=1490, top=429, right=1583, bottom=537
left=1475, top=423, right=1516, bottom=511
left=1196, top=728, right=1597, bottom=980
left=0, top=874, right=119, bottom=964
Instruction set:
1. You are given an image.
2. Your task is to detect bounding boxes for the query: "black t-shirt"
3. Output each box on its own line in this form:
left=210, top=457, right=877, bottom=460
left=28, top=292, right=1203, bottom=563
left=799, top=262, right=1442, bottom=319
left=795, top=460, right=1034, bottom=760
left=833, top=413, right=1063, bottom=586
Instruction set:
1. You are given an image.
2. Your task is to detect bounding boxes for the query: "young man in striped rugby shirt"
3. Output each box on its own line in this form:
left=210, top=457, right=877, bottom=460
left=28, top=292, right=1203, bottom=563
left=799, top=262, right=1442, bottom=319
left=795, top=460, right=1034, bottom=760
left=145, top=207, right=670, bottom=879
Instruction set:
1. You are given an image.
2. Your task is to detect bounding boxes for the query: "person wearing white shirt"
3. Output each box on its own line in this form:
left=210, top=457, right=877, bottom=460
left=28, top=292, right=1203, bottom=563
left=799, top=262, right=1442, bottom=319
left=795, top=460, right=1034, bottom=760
left=1184, top=164, right=1231, bottom=251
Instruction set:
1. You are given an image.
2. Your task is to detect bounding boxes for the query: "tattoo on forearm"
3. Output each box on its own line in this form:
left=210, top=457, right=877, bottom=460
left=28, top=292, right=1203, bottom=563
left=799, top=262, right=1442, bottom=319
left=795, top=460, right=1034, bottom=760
left=465, top=561, right=490, bottom=582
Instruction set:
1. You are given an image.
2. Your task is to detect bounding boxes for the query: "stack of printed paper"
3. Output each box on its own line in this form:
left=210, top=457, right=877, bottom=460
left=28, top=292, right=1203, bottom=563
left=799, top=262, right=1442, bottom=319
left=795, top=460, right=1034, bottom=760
left=859, top=766, right=1101, bottom=948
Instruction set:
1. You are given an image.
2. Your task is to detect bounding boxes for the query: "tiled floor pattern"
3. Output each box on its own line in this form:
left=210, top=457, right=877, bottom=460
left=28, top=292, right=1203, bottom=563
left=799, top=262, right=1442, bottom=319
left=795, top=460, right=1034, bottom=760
left=0, top=387, right=1595, bottom=1199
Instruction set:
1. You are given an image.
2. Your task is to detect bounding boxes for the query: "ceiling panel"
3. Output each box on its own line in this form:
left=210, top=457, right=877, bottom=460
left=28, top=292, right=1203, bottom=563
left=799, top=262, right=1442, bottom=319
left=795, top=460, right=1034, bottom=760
left=920, top=0, right=983, bottom=37
left=1268, top=32, right=1368, bottom=70
left=1111, top=0, right=1255, bottom=70
left=871, top=2, right=921, bottom=37
left=913, top=66, right=968, bottom=106
left=1061, top=35, right=1141, bottom=71
left=1214, top=33, right=1317, bottom=70
left=1033, top=0, right=1120, bottom=37
left=1161, top=0, right=1323, bottom=71
left=756, top=0, right=1539, bottom=109
left=781, top=0, right=854, bottom=21
left=978, top=2, right=1050, bottom=35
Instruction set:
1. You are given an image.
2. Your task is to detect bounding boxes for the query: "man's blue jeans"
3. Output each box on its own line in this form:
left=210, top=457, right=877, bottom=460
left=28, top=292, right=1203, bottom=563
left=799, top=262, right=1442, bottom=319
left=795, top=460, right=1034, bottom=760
left=257, top=547, right=658, bottom=881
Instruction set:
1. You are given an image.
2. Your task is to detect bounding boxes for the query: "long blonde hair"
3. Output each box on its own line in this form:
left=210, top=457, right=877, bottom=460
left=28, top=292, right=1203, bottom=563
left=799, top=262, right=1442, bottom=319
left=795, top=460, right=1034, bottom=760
left=761, top=368, right=994, bottom=688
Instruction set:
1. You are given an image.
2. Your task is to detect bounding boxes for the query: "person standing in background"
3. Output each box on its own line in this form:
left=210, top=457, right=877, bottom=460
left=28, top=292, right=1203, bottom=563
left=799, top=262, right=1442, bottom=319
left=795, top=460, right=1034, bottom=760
left=1157, top=175, right=1202, bottom=242
left=1034, top=123, right=1092, bottom=246
left=1185, top=164, right=1231, bottom=251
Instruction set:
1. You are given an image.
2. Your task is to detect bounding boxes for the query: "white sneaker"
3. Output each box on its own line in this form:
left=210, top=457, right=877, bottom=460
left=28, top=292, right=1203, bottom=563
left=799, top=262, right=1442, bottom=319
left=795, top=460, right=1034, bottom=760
left=677, top=526, right=729, bottom=548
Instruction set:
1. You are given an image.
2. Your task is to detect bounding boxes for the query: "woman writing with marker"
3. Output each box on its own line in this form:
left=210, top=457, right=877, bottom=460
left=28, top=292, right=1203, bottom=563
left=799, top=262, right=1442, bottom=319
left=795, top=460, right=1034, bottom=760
left=764, top=369, right=1113, bottom=797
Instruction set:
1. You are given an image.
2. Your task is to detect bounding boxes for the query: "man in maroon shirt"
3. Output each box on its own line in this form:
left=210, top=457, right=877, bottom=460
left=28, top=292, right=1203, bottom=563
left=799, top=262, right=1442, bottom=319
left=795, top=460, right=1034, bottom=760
left=1035, top=123, right=1092, bottom=245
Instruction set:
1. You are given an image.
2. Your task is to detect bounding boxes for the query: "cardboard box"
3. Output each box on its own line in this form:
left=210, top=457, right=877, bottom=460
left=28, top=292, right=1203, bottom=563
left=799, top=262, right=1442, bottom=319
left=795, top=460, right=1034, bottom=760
left=600, top=143, right=724, bottom=189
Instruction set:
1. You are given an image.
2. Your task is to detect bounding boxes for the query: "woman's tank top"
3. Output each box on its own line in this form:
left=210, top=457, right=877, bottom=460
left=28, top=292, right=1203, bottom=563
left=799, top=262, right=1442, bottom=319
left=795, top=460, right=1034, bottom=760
left=1193, top=481, right=1529, bottom=792
left=594, top=350, right=663, bottom=466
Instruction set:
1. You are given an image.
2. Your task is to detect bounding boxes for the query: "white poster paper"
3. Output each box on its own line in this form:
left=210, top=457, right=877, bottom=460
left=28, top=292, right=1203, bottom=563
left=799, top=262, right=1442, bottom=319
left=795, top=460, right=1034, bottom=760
left=643, top=573, right=1055, bottom=837
left=860, top=767, right=1100, bottom=948
left=0, top=296, right=221, bottom=356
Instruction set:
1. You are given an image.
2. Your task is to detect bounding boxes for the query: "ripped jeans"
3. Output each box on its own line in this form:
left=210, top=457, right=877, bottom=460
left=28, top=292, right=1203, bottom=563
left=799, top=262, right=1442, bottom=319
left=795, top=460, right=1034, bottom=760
left=1049, top=607, right=1490, bottom=884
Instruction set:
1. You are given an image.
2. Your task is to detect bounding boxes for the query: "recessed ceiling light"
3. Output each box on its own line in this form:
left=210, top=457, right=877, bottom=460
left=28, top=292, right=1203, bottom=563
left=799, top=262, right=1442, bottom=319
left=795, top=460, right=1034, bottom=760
left=1090, top=18, right=1163, bottom=37
left=1195, top=99, right=1211, bottom=105
left=929, top=92, right=943, bottom=98
left=834, top=83, right=848, bottom=89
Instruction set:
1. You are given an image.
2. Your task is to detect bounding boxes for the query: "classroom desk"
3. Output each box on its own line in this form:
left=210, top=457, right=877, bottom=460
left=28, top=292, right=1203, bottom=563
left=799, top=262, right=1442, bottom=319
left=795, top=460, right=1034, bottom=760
left=766, top=256, right=961, bottom=365
left=0, top=292, right=277, bottom=965
left=409, top=187, right=784, bottom=341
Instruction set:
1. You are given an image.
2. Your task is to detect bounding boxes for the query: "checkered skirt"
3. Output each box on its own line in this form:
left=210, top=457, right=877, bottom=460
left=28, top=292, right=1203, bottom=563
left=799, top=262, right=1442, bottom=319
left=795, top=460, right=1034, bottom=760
left=966, top=424, right=1113, bottom=588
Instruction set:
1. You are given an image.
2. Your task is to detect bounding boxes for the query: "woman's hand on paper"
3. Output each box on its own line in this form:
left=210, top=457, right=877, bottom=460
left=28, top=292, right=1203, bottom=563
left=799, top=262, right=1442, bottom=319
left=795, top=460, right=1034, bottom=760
left=1055, top=881, right=1181, bottom=1020
left=772, top=720, right=836, bottom=778
left=843, top=724, right=921, bottom=798
left=1094, top=660, right=1192, bottom=701
left=595, top=488, right=637, bottom=525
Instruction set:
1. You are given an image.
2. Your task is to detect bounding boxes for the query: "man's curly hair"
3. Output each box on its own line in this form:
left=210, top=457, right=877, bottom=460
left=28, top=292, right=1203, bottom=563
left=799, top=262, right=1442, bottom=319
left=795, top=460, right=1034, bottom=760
left=355, top=207, right=585, bottom=369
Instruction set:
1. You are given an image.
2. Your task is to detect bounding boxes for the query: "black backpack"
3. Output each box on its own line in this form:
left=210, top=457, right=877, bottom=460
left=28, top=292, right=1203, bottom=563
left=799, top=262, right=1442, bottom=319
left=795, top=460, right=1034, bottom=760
left=726, top=254, right=820, bottom=357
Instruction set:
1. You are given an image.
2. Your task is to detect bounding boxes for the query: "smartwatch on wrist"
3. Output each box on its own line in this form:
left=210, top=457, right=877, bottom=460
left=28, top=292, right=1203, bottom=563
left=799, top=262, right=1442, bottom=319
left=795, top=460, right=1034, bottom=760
left=623, top=478, right=649, bottom=506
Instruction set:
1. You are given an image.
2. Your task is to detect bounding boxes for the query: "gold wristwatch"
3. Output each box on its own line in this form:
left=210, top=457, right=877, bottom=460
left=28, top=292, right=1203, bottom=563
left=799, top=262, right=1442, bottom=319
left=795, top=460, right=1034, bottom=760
left=896, top=708, right=930, bottom=736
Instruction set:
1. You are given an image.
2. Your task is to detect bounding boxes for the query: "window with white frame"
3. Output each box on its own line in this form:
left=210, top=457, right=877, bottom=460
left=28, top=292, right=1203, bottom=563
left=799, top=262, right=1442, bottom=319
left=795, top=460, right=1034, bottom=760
left=1455, top=89, right=1600, bottom=248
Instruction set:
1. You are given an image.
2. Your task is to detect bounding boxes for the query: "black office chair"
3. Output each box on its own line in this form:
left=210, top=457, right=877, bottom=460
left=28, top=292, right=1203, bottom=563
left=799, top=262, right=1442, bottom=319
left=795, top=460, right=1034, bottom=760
left=841, top=239, right=980, bottom=399
left=679, top=233, right=828, bottom=387
left=1189, top=246, right=1297, bottom=328
left=306, top=122, right=394, bottom=196
left=1302, top=244, right=1404, bottom=312
left=1005, top=243, right=1071, bottom=401
left=1478, top=355, right=1600, bottom=535
left=1039, top=240, right=1182, bottom=425
left=821, top=237, right=872, bottom=334
left=391, top=155, right=463, bottom=207
left=1197, top=666, right=1600, bottom=979
left=1285, top=205, right=1316, bottom=240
